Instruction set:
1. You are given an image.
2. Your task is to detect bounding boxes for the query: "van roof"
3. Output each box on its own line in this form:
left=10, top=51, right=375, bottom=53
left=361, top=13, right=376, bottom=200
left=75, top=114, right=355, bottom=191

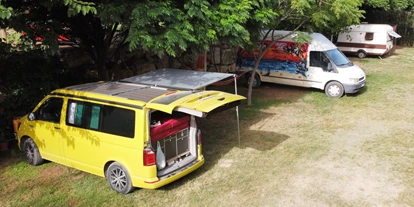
left=51, top=69, right=235, bottom=108
left=52, top=81, right=170, bottom=107
left=262, top=30, right=337, bottom=51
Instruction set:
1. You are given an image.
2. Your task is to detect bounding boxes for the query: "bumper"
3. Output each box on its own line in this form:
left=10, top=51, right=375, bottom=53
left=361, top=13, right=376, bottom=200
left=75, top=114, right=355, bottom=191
left=343, top=80, right=366, bottom=94
left=133, top=156, right=205, bottom=189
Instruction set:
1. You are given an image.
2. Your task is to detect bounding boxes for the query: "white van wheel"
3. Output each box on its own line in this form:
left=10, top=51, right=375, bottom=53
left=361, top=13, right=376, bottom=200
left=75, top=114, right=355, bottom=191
left=246, top=73, right=261, bottom=88
left=106, top=162, right=134, bottom=194
left=325, top=81, right=344, bottom=98
left=357, top=50, right=366, bottom=59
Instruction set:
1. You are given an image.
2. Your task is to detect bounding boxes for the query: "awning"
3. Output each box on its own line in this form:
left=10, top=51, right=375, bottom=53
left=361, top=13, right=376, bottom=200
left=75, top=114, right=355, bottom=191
left=121, top=68, right=234, bottom=91
left=388, top=31, right=401, bottom=38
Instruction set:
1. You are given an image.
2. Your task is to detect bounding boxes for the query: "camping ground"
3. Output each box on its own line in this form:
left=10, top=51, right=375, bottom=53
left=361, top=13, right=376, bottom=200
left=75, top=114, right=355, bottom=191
left=0, top=46, right=413, bottom=206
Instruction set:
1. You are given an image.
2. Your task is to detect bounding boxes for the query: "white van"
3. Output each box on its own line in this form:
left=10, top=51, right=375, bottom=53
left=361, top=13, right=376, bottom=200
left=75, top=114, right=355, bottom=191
left=236, top=30, right=366, bottom=98
left=337, top=24, right=401, bottom=58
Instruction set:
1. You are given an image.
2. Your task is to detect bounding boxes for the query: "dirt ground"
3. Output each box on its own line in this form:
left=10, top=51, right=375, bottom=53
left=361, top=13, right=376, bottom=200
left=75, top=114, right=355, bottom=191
left=245, top=78, right=413, bottom=206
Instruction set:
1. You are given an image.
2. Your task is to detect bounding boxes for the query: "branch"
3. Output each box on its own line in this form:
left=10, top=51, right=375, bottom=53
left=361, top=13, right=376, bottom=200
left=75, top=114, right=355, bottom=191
left=105, top=22, right=118, bottom=48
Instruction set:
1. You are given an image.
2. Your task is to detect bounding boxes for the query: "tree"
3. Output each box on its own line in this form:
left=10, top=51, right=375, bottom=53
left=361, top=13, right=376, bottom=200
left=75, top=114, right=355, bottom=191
left=1, top=0, right=256, bottom=80
left=1, top=0, right=365, bottom=105
left=364, top=0, right=414, bottom=10
left=242, top=0, right=364, bottom=105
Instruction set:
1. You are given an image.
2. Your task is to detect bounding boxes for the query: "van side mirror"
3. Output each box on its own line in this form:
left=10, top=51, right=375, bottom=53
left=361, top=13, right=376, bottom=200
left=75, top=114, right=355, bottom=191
left=28, top=112, right=35, bottom=121
left=327, top=63, right=334, bottom=72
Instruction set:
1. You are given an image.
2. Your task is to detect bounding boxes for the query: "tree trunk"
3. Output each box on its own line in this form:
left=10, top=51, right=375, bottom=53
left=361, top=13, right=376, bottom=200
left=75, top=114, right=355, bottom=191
left=247, top=60, right=261, bottom=106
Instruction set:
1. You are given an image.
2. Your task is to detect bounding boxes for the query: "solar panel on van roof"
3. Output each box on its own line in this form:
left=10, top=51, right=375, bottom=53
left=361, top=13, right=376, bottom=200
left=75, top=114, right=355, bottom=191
left=66, top=82, right=169, bottom=102
left=121, top=68, right=234, bottom=91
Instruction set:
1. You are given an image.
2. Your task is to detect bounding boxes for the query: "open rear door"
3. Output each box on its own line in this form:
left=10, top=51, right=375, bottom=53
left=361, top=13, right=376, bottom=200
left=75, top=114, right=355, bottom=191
left=145, top=90, right=245, bottom=117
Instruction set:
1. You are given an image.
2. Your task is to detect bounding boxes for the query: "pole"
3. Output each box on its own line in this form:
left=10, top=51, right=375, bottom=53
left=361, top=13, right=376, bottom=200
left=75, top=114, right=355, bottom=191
left=234, top=74, right=241, bottom=146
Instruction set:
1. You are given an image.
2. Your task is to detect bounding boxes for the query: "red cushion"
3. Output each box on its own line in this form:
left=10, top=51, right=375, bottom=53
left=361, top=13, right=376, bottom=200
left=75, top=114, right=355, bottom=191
left=151, top=116, right=190, bottom=142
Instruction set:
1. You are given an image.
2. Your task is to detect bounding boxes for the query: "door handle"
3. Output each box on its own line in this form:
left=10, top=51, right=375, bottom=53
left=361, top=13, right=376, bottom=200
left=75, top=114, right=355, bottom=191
left=54, top=126, right=61, bottom=130
left=29, top=125, right=34, bottom=128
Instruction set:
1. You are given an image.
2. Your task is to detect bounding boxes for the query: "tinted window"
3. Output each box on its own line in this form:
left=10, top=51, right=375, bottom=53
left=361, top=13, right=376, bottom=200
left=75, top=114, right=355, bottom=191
left=67, top=100, right=135, bottom=138
left=310, top=51, right=330, bottom=70
left=36, top=97, right=63, bottom=123
left=67, top=101, right=101, bottom=130
left=101, top=106, right=135, bottom=138
left=365, top=32, right=374, bottom=40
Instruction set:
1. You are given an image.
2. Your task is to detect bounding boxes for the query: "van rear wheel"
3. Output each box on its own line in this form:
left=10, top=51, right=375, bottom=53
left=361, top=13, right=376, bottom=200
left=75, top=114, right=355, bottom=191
left=106, top=162, right=134, bottom=194
left=246, top=73, right=261, bottom=88
left=325, top=81, right=344, bottom=98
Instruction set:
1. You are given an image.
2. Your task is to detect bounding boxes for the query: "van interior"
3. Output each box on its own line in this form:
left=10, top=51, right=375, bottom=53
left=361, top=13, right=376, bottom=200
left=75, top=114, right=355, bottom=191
left=149, top=111, right=198, bottom=178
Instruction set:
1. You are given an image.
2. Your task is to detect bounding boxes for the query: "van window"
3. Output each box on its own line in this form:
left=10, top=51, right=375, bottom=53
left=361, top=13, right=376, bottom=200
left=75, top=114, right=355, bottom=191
left=365, top=32, right=374, bottom=41
left=67, top=100, right=135, bottom=138
left=325, top=49, right=352, bottom=67
left=101, top=106, right=135, bottom=138
left=36, top=97, right=63, bottom=123
left=310, top=51, right=330, bottom=71
left=67, top=101, right=101, bottom=130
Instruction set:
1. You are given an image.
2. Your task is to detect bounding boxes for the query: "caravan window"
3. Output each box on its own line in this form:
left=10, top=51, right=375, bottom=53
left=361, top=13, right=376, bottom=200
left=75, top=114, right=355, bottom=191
left=365, top=32, right=374, bottom=41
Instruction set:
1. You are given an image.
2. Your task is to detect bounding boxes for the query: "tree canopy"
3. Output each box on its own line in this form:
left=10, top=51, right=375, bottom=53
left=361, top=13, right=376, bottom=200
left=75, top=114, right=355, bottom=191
left=1, top=0, right=365, bottom=105
left=364, top=0, right=414, bottom=10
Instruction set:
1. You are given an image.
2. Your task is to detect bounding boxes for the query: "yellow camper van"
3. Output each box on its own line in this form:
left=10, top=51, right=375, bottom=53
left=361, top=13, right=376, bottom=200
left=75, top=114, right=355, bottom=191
left=14, top=69, right=245, bottom=194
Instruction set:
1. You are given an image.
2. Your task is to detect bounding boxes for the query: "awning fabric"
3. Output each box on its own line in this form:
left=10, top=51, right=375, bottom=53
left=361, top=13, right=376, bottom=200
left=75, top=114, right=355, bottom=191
left=388, top=31, right=401, bottom=38
left=121, top=68, right=234, bottom=90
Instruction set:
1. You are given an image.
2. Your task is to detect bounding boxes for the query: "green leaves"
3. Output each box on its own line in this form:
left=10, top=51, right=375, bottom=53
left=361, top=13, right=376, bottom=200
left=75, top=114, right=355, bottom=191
left=63, top=0, right=97, bottom=17
left=0, top=4, right=12, bottom=19
left=365, top=0, right=414, bottom=10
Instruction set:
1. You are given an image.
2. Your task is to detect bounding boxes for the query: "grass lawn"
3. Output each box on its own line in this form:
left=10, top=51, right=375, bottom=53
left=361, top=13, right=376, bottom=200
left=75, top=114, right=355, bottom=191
left=1, top=46, right=413, bottom=206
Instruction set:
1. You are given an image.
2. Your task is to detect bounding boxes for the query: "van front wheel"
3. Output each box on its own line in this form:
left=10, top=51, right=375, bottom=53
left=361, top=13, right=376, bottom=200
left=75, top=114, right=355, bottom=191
left=106, top=162, right=134, bottom=194
left=23, top=138, right=43, bottom=166
left=325, top=81, right=344, bottom=98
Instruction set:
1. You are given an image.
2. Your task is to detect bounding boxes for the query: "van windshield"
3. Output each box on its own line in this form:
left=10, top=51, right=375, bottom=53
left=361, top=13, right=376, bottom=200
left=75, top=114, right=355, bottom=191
left=325, top=49, right=353, bottom=67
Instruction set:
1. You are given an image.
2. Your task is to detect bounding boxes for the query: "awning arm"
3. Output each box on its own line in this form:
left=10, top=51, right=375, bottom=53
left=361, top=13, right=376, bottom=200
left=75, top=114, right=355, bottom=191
left=234, top=74, right=241, bottom=146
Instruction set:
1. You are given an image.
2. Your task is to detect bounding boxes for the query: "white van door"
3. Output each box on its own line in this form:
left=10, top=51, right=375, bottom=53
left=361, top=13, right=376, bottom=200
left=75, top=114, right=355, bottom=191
left=305, top=51, right=331, bottom=89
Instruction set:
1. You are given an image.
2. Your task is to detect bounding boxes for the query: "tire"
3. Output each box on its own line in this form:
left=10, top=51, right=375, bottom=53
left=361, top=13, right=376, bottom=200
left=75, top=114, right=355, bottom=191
left=106, top=162, right=134, bottom=194
left=246, top=73, right=261, bottom=88
left=23, top=138, right=43, bottom=166
left=357, top=50, right=366, bottom=59
left=325, top=81, right=344, bottom=98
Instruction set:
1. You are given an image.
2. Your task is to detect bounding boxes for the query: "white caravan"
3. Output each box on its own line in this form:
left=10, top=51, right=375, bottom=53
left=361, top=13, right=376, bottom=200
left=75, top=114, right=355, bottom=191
left=337, top=24, right=401, bottom=58
left=236, top=30, right=366, bottom=98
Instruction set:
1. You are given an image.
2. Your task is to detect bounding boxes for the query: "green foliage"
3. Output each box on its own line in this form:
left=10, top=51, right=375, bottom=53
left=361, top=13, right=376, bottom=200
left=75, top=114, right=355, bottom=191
left=365, top=0, right=414, bottom=10
left=63, top=0, right=97, bottom=16
left=0, top=4, right=12, bottom=19
left=129, top=0, right=252, bottom=57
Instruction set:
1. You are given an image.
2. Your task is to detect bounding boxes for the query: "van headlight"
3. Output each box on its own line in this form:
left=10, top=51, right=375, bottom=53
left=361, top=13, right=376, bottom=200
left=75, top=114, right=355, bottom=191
left=349, top=78, right=360, bottom=83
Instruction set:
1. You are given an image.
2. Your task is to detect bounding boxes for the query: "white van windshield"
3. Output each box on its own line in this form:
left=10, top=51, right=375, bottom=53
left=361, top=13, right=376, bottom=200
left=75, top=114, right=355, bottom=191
left=326, top=49, right=353, bottom=67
